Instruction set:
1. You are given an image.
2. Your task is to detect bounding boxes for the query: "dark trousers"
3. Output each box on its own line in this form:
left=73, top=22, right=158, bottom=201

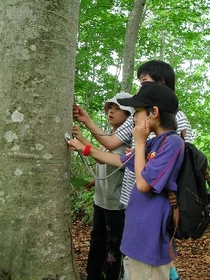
left=86, top=204, right=125, bottom=280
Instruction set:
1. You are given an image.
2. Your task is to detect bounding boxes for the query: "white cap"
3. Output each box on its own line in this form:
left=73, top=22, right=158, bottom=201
left=104, top=92, right=135, bottom=115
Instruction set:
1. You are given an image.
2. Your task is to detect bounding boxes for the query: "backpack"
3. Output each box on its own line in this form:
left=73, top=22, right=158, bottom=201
left=167, top=141, right=210, bottom=240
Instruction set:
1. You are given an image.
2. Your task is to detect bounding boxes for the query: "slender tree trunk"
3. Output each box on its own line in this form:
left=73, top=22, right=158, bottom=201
left=121, top=0, right=146, bottom=92
left=0, top=0, right=80, bottom=279
left=160, top=31, right=166, bottom=60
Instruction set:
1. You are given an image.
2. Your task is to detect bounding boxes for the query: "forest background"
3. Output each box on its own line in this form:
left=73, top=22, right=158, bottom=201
left=70, top=0, right=210, bottom=224
left=0, top=0, right=209, bottom=278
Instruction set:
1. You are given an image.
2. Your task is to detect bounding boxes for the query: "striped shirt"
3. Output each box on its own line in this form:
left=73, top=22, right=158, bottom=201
left=115, top=110, right=193, bottom=206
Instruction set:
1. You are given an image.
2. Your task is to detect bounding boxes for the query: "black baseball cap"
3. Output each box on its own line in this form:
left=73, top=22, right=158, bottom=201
left=117, top=82, right=178, bottom=113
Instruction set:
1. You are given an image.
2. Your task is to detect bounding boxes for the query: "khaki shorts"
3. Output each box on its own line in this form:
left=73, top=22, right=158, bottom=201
left=128, top=257, right=170, bottom=280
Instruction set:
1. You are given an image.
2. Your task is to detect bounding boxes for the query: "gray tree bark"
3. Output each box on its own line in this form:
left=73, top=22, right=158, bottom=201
left=0, top=0, right=80, bottom=279
left=121, top=0, right=147, bottom=92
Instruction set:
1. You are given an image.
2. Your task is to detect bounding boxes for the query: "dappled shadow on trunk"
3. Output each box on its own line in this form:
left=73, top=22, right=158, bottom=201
left=0, top=270, right=11, bottom=280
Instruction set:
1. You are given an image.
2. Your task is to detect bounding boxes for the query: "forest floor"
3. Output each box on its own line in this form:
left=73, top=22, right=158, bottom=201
left=72, top=218, right=210, bottom=280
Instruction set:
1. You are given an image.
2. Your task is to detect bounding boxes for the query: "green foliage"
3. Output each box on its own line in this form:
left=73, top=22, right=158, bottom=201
left=70, top=152, right=97, bottom=224
left=70, top=0, right=210, bottom=223
left=134, top=0, right=210, bottom=162
left=74, top=0, right=210, bottom=158
left=70, top=177, right=94, bottom=225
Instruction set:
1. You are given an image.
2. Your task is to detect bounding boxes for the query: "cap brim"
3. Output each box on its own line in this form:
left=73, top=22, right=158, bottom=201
left=117, top=97, right=148, bottom=108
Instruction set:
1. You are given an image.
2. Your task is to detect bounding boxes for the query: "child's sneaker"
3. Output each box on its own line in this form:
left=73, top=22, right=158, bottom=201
left=170, top=267, right=183, bottom=280
left=170, top=277, right=183, bottom=280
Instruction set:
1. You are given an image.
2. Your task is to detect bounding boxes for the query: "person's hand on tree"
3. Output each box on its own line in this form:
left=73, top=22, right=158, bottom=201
left=67, top=138, right=85, bottom=153
left=73, top=104, right=91, bottom=125
left=72, top=126, right=90, bottom=145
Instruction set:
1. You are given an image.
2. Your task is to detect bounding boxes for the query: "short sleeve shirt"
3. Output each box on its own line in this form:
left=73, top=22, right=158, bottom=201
left=115, top=111, right=193, bottom=206
left=120, top=131, right=184, bottom=266
left=94, top=144, right=127, bottom=210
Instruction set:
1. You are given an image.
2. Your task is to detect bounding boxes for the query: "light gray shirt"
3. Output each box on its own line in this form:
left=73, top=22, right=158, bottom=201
left=94, top=144, right=127, bottom=210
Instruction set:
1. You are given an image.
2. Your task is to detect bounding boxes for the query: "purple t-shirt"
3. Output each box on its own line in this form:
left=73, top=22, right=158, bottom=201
left=120, top=131, right=184, bottom=266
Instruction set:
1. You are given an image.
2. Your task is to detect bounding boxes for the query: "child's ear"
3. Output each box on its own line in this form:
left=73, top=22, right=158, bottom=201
left=151, top=106, right=159, bottom=117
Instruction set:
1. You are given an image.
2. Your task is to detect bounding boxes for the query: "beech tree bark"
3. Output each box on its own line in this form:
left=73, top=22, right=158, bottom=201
left=0, top=0, right=80, bottom=279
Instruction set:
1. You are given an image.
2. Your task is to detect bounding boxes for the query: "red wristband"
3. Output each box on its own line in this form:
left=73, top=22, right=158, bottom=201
left=83, top=145, right=91, bottom=156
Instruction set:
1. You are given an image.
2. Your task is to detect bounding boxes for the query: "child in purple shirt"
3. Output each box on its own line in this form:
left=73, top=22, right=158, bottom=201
left=120, top=132, right=183, bottom=267
left=68, top=82, right=185, bottom=280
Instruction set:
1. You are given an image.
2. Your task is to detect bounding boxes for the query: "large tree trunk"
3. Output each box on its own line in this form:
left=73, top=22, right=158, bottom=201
left=0, top=0, right=80, bottom=279
left=121, top=0, right=146, bottom=92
